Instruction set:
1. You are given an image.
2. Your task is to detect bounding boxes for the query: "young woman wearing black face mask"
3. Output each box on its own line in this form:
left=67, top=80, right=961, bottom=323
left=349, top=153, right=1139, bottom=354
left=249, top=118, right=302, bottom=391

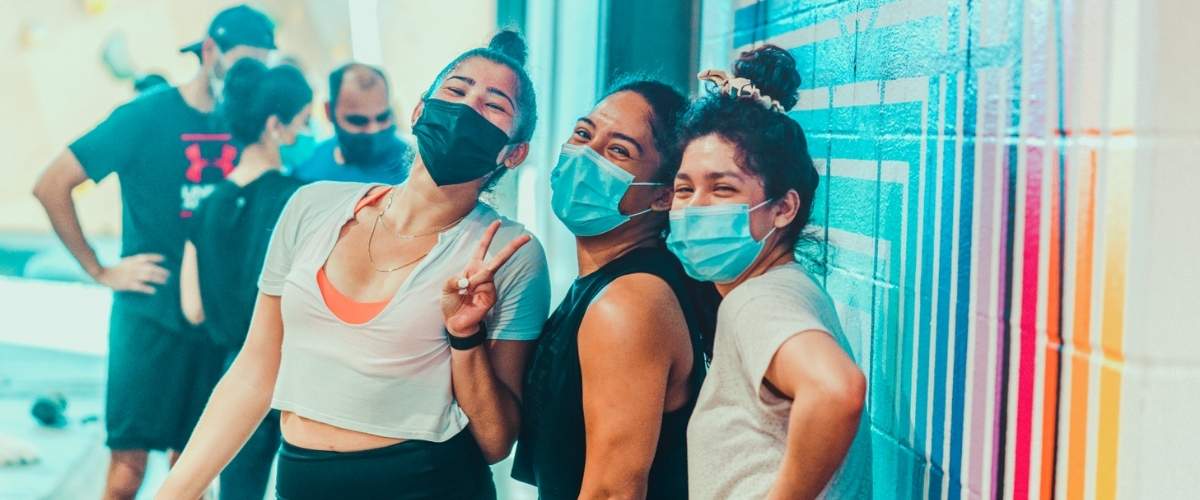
left=158, top=31, right=550, bottom=500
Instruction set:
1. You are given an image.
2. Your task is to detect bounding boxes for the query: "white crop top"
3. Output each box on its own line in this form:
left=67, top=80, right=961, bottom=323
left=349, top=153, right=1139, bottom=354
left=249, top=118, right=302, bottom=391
left=258, top=181, right=551, bottom=442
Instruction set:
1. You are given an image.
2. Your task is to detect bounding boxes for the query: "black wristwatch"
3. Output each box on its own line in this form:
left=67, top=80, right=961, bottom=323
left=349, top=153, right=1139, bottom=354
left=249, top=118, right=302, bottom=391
left=446, top=323, right=487, bottom=350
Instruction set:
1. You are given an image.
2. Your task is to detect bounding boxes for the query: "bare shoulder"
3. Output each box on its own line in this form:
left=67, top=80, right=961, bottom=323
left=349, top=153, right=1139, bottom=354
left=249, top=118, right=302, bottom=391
left=578, top=273, right=682, bottom=351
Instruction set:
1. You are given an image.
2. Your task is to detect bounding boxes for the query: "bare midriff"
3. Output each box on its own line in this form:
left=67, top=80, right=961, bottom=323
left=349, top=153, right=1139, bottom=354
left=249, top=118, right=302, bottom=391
left=279, top=412, right=406, bottom=452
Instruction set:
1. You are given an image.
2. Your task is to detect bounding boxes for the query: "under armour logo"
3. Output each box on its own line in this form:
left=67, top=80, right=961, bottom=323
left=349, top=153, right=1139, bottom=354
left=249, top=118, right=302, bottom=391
left=184, top=143, right=238, bottom=183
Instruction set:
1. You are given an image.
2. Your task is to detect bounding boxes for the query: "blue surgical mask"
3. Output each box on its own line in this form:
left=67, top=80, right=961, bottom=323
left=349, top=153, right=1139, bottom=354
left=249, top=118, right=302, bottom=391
left=666, top=200, right=777, bottom=283
left=550, top=143, right=663, bottom=236
left=279, top=131, right=317, bottom=168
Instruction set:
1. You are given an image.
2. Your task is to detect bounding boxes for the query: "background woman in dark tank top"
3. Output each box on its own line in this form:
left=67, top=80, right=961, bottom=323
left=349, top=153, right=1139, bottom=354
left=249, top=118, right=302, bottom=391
left=507, top=79, right=720, bottom=499
left=178, top=58, right=311, bottom=500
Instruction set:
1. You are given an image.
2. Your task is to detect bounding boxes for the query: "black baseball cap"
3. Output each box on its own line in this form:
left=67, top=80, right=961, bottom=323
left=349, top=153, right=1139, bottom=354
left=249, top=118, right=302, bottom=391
left=179, top=4, right=276, bottom=55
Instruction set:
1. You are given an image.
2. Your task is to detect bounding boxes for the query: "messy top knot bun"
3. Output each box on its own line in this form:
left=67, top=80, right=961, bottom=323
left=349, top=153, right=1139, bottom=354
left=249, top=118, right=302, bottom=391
left=424, top=28, right=537, bottom=146
left=422, top=29, right=538, bottom=192
left=488, top=29, right=528, bottom=66
left=221, top=59, right=313, bottom=145
left=732, top=44, right=800, bottom=110
left=678, top=43, right=818, bottom=248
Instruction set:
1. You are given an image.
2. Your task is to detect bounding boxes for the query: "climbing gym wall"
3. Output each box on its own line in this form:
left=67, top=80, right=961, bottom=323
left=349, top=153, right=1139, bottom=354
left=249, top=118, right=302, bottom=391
left=699, top=0, right=1200, bottom=498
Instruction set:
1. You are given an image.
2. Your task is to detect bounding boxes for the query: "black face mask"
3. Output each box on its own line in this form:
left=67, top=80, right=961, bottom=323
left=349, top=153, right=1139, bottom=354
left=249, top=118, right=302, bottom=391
left=335, top=124, right=400, bottom=166
left=412, top=98, right=510, bottom=186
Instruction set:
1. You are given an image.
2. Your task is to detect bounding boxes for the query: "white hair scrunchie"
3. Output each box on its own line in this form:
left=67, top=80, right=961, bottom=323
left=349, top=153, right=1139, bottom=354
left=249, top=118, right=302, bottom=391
left=697, top=69, right=786, bottom=113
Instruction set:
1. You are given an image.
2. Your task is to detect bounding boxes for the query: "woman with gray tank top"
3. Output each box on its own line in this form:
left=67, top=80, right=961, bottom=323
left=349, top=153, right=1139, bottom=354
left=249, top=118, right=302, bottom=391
left=159, top=31, right=550, bottom=500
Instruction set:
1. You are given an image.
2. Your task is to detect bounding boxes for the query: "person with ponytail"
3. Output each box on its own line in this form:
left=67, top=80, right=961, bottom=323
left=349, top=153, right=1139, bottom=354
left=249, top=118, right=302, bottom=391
left=507, top=78, right=719, bottom=499
left=159, top=31, right=549, bottom=500
left=177, top=58, right=312, bottom=500
left=672, top=45, right=871, bottom=499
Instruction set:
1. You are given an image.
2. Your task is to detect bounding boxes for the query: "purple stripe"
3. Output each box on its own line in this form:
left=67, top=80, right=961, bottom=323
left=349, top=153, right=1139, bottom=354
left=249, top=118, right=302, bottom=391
left=967, top=69, right=1000, bottom=498
left=991, top=109, right=1013, bottom=500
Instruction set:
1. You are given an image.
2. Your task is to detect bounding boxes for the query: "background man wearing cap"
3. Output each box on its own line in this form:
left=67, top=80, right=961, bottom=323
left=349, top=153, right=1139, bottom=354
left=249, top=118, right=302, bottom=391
left=31, top=5, right=274, bottom=499
left=290, top=62, right=412, bottom=184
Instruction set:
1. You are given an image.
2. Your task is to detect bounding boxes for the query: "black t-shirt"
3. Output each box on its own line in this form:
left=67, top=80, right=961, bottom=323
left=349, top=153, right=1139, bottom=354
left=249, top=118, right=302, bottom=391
left=188, top=170, right=302, bottom=350
left=70, top=86, right=238, bottom=330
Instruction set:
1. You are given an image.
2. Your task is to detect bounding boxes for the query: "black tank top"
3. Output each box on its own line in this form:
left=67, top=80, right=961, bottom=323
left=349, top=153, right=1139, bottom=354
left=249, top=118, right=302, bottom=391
left=512, top=246, right=714, bottom=500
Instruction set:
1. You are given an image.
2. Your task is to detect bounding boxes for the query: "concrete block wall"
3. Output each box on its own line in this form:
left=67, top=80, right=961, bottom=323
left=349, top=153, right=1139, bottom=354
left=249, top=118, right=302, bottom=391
left=699, top=1, right=1200, bottom=498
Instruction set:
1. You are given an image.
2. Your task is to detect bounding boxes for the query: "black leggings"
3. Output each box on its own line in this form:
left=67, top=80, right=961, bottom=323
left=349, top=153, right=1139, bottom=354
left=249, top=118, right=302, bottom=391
left=275, top=430, right=496, bottom=500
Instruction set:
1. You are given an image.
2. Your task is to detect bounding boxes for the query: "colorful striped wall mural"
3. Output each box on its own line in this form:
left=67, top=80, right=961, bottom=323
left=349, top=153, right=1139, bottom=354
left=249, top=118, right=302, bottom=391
left=697, top=0, right=1191, bottom=498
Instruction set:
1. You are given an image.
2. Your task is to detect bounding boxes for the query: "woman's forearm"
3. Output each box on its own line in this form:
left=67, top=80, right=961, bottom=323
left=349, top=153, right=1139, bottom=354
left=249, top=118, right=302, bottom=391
left=156, top=351, right=277, bottom=498
left=449, top=344, right=521, bottom=463
left=767, top=389, right=862, bottom=500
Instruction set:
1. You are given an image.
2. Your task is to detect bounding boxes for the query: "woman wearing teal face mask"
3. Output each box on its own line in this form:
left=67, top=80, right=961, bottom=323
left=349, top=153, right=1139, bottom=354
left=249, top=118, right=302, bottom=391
left=673, top=46, right=871, bottom=499
left=160, top=31, right=551, bottom=500
left=178, top=58, right=311, bottom=500
left=508, top=79, right=719, bottom=499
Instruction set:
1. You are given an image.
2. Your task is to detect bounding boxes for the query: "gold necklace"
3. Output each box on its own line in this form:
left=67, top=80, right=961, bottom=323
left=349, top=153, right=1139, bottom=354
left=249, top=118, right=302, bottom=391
left=366, top=189, right=467, bottom=273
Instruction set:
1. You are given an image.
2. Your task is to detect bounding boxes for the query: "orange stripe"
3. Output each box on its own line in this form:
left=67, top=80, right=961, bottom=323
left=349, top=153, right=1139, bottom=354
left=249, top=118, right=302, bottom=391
left=1039, top=154, right=1063, bottom=500
left=1053, top=128, right=1135, bottom=137
left=1097, top=367, right=1123, bottom=500
left=1096, top=157, right=1131, bottom=500
left=1065, top=151, right=1097, bottom=500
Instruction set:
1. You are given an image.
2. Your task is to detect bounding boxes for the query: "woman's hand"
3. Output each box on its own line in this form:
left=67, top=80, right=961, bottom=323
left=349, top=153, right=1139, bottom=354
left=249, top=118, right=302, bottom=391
left=441, top=220, right=530, bottom=335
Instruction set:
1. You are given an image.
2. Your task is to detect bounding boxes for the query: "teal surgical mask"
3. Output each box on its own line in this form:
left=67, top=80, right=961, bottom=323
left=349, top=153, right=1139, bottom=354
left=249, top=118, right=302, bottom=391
left=550, top=143, right=663, bottom=237
left=666, top=199, right=777, bottom=283
left=279, top=131, right=317, bottom=168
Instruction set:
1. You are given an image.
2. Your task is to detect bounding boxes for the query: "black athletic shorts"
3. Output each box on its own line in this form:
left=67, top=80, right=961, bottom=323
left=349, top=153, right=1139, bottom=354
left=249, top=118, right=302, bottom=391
left=104, top=304, right=225, bottom=451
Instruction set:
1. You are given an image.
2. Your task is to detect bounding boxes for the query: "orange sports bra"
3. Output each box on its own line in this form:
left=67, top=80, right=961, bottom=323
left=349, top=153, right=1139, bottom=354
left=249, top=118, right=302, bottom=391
left=316, top=186, right=394, bottom=324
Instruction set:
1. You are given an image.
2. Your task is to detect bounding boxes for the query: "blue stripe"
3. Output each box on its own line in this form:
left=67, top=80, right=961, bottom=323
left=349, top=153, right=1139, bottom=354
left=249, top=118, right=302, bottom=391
left=947, top=5, right=989, bottom=496
left=901, top=152, right=922, bottom=496
left=932, top=5, right=969, bottom=497
left=914, top=74, right=942, bottom=499
left=930, top=69, right=958, bottom=500
left=732, top=0, right=848, bottom=48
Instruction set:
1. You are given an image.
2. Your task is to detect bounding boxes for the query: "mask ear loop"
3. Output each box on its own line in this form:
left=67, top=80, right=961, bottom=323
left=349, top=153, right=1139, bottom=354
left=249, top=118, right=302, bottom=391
left=749, top=198, right=779, bottom=242
left=625, top=181, right=668, bottom=218
left=497, top=139, right=521, bottom=169
left=749, top=198, right=776, bottom=212
left=755, top=226, right=779, bottom=243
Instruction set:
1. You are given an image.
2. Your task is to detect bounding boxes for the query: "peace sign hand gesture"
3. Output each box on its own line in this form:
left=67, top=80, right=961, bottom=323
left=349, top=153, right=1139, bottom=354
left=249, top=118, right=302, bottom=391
left=441, top=221, right=531, bottom=336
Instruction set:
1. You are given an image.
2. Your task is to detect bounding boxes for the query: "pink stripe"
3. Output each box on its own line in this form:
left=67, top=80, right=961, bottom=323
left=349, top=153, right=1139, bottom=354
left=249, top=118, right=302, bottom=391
left=1013, top=147, right=1044, bottom=500
left=180, top=133, right=232, bottom=141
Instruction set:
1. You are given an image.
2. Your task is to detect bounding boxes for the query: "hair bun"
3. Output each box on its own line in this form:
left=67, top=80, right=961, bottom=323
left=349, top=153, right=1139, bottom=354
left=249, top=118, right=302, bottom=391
left=222, top=58, right=268, bottom=109
left=220, top=58, right=270, bottom=143
left=488, top=29, right=528, bottom=66
left=733, top=44, right=800, bottom=110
